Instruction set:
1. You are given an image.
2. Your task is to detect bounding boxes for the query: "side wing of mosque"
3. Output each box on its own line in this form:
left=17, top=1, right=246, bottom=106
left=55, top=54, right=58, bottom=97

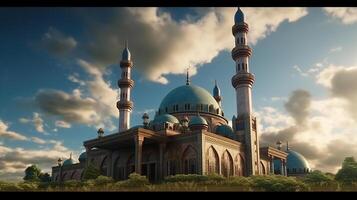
left=52, top=8, right=311, bottom=182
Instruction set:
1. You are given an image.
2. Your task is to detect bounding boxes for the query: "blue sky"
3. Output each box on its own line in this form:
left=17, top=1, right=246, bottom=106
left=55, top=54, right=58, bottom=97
left=1, top=7, right=357, bottom=181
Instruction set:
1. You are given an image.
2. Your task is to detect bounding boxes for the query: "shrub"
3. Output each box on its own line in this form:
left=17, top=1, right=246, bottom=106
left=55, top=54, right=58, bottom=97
left=18, top=182, right=39, bottom=191
left=226, top=176, right=252, bottom=188
left=0, top=181, right=22, bottom=191
left=121, top=173, right=149, bottom=187
left=250, top=175, right=308, bottom=192
left=93, top=175, right=114, bottom=186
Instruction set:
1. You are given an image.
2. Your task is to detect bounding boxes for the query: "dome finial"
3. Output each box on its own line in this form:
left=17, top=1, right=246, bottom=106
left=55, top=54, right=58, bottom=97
left=70, top=152, right=72, bottom=159
left=125, top=39, right=128, bottom=49
left=287, top=141, right=290, bottom=151
left=186, top=67, right=190, bottom=85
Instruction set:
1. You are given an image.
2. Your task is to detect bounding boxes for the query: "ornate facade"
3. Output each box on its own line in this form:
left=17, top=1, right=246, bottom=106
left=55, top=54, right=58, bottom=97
left=52, top=8, right=310, bottom=183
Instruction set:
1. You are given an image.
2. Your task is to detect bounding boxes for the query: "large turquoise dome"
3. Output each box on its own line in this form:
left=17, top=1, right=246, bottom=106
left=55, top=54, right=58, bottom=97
left=158, top=84, right=221, bottom=116
left=63, top=158, right=75, bottom=166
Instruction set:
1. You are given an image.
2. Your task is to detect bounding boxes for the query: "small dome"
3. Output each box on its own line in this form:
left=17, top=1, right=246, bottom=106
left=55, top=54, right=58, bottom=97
left=234, top=7, right=244, bottom=24
left=63, top=158, right=75, bottom=166
left=78, top=152, right=87, bottom=162
left=274, top=149, right=310, bottom=174
left=189, top=116, right=208, bottom=126
left=152, top=114, right=179, bottom=124
left=215, top=124, right=235, bottom=138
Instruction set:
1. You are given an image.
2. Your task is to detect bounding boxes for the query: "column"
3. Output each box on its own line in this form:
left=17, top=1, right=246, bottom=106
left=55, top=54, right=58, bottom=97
left=280, top=159, right=284, bottom=175
left=284, top=160, right=288, bottom=176
left=159, top=142, right=166, bottom=180
left=134, top=135, right=144, bottom=174
left=270, top=156, right=274, bottom=175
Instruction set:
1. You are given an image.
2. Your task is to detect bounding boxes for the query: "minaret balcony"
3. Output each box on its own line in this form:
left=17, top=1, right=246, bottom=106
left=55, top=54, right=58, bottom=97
left=118, top=79, right=134, bottom=88
left=120, top=60, right=133, bottom=68
left=231, top=45, right=252, bottom=60
left=231, top=72, right=255, bottom=88
left=232, top=22, right=249, bottom=35
left=117, top=100, right=134, bottom=110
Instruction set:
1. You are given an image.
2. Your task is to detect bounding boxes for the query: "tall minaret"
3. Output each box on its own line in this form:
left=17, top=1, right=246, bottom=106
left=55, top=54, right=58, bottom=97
left=231, top=7, right=260, bottom=176
left=117, top=41, right=134, bottom=132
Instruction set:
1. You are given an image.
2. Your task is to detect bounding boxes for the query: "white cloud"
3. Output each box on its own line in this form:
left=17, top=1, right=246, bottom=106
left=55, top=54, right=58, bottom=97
left=0, top=141, right=76, bottom=181
left=41, top=27, right=77, bottom=57
left=0, top=120, right=28, bottom=141
left=324, top=8, right=357, bottom=25
left=31, top=137, right=47, bottom=144
left=329, top=46, right=342, bottom=53
left=293, top=65, right=308, bottom=77
left=84, top=7, right=307, bottom=84
left=35, top=59, right=118, bottom=132
left=55, top=120, right=71, bottom=128
left=19, top=112, right=46, bottom=134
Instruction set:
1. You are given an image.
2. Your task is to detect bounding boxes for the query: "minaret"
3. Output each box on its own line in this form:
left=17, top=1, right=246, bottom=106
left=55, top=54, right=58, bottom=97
left=117, top=41, right=134, bottom=132
left=213, top=80, right=222, bottom=106
left=231, top=7, right=260, bottom=176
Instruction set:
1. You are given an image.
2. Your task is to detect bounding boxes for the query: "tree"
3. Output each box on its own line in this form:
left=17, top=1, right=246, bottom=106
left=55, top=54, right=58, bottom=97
left=82, top=163, right=101, bottom=180
left=23, top=165, right=41, bottom=182
left=39, top=173, right=51, bottom=182
left=335, top=157, right=357, bottom=184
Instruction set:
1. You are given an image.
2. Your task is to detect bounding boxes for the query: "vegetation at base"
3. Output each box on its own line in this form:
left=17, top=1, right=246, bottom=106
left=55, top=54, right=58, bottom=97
left=82, top=163, right=101, bottom=180
left=2, top=156, right=357, bottom=191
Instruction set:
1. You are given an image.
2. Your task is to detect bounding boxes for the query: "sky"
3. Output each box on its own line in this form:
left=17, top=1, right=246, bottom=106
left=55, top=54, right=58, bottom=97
left=1, top=7, right=357, bottom=181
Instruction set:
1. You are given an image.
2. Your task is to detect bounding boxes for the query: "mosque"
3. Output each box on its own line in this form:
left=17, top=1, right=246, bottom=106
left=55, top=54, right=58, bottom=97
left=52, top=8, right=311, bottom=182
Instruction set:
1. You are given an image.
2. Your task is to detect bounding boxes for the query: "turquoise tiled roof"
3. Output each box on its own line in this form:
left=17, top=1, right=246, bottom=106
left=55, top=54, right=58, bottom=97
left=158, top=84, right=221, bottom=115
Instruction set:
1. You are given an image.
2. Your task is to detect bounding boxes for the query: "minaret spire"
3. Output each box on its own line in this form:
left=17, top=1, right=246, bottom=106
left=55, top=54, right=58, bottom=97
left=213, top=79, right=222, bottom=106
left=117, top=40, right=134, bottom=132
left=186, top=67, right=190, bottom=85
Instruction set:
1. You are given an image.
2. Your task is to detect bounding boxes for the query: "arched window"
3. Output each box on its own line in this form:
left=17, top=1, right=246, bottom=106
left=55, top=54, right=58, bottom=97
left=187, top=104, right=190, bottom=110
left=165, top=107, right=168, bottom=113
left=241, top=37, right=243, bottom=44
left=221, top=150, right=233, bottom=177
left=216, top=108, right=219, bottom=114
left=100, top=156, right=108, bottom=176
left=182, top=146, right=197, bottom=174
left=70, top=170, right=77, bottom=179
left=209, top=105, right=214, bottom=113
left=206, top=146, right=219, bottom=175
left=238, top=64, right=240, bottom=71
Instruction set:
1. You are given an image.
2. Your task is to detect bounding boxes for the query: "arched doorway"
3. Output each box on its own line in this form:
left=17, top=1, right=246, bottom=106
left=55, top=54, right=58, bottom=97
left=206, top=146, right=219, bottom=175
left=221, top=150, right=233, bottom=177
left=182, top=145, right=197, bottom=174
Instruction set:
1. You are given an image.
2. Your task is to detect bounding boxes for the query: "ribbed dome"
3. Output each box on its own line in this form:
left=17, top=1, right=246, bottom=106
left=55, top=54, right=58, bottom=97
left=234, top=7, right=244, bottom=23
left=78, top=152, right=87, bottom=162
left=158, top=84, right=221, bottom=115
left=215, top=124, right=235, bottom=138
left=152, top=114, right=179, bottom=124
left=189, top=116, right=208, bottom=126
